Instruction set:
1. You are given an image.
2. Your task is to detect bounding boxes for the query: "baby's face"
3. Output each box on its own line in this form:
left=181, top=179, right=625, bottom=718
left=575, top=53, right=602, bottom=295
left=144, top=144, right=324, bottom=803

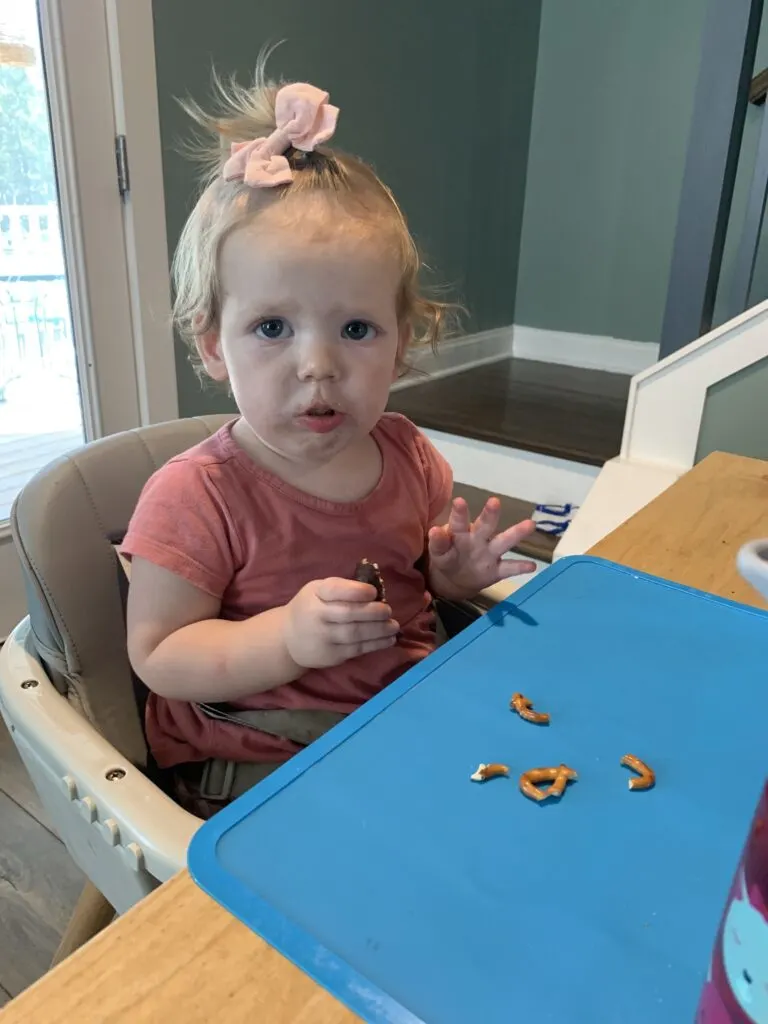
left=200, top=203, right=405, bottom=470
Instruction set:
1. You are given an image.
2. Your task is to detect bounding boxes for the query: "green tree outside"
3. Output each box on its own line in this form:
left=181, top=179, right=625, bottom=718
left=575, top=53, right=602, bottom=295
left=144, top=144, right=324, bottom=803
left=0, top=65, right=56, bottom=206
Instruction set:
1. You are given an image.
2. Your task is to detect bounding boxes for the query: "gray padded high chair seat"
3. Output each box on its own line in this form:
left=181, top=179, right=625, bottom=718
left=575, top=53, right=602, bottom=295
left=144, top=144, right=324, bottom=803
left=12, top=414, right=233, bottom=767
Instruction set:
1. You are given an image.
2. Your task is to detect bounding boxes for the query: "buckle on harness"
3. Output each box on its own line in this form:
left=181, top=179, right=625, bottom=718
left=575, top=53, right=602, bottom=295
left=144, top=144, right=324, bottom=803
left=198, top=758, right=236, bottom=802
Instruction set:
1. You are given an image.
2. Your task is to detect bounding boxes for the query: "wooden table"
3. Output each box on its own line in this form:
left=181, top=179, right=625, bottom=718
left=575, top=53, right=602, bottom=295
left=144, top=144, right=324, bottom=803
left=3, top=450, right=768, bottom=1024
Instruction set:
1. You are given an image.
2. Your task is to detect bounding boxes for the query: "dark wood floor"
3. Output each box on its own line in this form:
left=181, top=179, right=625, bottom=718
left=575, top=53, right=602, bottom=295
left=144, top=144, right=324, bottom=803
left=389, top=358, right=630, bottom=466
left=0, top=720, right=84, bottom=1003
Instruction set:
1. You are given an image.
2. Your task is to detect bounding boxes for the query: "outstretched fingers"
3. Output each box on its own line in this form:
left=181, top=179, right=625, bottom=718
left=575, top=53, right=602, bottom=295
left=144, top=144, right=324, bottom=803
left=468, top=497, right=502, bottom=542
left=488, top=519, right=536, bottom=560
left=498, top=557, right=537, bottom=579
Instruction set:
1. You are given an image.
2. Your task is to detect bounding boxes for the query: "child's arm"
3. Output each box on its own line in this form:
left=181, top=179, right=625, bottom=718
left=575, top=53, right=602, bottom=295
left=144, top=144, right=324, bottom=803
left=127, top=557, right=399, bottom=703
left=426, top=496, right=537, bottom=602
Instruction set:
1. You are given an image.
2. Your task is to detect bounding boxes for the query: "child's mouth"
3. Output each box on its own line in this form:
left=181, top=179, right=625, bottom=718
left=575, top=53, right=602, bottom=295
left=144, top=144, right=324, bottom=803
left=297, top=405, right=345, bottom=433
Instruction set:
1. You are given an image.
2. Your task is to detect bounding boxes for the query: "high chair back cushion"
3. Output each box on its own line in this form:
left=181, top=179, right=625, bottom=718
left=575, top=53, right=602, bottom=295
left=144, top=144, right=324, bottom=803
left=11, top=415, right=233, bottom=766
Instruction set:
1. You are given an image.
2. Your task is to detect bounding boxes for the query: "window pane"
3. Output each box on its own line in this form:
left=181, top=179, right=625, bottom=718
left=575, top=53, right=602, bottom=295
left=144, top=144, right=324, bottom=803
left=0, top=1, right=85, bottom=521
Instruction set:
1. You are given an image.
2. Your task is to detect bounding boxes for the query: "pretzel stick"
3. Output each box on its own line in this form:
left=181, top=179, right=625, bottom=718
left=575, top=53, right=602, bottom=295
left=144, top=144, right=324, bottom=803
left=510, top=692, right=550, bottom=725
left=620, top=754, right=655, bottom=791
left=470, top=763, right=510, bottom=782
left=519, top=764, right=577, bottom=802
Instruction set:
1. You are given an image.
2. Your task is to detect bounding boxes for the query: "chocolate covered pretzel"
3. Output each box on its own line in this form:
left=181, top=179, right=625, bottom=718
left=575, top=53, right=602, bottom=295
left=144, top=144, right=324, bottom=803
left=353, top=559, right=386, bottom=602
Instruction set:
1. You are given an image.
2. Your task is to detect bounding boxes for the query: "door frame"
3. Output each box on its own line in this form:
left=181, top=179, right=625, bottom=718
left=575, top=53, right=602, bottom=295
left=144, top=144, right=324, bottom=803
left=104, top=0, right=179, bottom=429
left=41, top=0, right=178, bottom=438
left=0, top=0, right=177, bottom=636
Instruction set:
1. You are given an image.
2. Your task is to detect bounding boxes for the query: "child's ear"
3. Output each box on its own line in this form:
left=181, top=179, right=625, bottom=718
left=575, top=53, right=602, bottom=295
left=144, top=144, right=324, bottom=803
left=196, top=330, right=229, bottom=382
left=393, top=322, right=413, bottom=381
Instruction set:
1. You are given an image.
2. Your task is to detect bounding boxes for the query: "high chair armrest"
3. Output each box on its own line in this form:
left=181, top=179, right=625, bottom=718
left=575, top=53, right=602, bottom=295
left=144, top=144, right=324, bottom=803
left=0, top=619, right=201, bottom=910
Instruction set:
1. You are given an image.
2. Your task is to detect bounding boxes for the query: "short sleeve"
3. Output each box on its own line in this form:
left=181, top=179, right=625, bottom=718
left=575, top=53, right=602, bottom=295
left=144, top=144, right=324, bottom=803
left=121, top=458, right=241, bottom=598
left=413, top=429, right=453, bottom=523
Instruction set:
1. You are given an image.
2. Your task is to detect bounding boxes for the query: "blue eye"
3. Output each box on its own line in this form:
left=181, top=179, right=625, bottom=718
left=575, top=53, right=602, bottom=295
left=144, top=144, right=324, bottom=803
left=342, top=320, right=376, bottom=342
left=255, top=318, right=292, bottom=340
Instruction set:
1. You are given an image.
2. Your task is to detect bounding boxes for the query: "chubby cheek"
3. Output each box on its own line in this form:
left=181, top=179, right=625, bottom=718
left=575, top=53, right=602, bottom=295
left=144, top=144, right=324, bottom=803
left=233, top=377, right=286, bottom=423
left=351, top=342, right=399, bottom=406
left=223, top=375, right=276, bottom=430
left=225, top=343, right=286, bottom=398
left=349, top=370, right=393, bottom=424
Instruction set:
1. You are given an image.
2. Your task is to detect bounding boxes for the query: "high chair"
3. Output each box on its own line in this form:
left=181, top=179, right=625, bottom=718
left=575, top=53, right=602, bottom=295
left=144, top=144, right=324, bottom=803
left=0, top=415, right=482, bottom=959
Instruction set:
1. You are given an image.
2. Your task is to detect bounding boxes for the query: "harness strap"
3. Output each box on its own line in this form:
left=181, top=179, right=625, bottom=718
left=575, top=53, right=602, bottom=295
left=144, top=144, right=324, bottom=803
left=196, top=703, right=346, bottom=744
left=197, top=758, right=277, bottom=802
left=192, top=703, right=348, bottom=802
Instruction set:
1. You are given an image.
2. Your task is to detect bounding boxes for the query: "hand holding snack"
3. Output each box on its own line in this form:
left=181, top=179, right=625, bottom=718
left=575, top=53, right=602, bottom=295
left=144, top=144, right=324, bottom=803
left=283, top=577, right=398, bottom=670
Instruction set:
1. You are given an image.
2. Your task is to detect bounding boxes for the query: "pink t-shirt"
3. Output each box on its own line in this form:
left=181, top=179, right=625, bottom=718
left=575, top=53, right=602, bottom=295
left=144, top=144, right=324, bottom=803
left=122, top=413, right=453, bottom=768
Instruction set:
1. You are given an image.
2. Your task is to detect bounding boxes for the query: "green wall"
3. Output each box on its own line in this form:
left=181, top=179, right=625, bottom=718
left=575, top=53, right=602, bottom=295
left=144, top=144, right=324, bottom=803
left=515, top=0, right=708, bottom=345
left=696, top=356, right=768, bottom=462
left=151, top=0, right=541, bottom=417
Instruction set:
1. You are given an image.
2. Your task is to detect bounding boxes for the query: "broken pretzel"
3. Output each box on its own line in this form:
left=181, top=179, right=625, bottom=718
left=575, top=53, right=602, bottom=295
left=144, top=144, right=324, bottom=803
left=470, top=763, right=510, bottom=782
left=621, top=754, right=655, bottom=791
left=519, top=764, right=577, bottom=802
left=510, top=692, right=550, bottom=725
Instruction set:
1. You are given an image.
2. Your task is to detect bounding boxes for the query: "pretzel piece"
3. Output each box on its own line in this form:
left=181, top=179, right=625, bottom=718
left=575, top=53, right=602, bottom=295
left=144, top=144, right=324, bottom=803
left=519, top=764, right=577, bottom=802
left=510, top=692, right=550, bottom=725
left=621, top=754, right=655, bottom=791
left=471, top=763, right=510, bottom=782
left=353, top=559, right=386, bottom=602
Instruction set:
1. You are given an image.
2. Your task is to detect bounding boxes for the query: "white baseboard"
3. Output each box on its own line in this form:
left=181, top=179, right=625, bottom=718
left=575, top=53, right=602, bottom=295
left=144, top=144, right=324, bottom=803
left=391, top=327, right=513, bottom=391
left=513, top=325, right=659, bottom=376
left=392, top=323, right=659, bottom=389
left=423, top=429, right=600, bottom=508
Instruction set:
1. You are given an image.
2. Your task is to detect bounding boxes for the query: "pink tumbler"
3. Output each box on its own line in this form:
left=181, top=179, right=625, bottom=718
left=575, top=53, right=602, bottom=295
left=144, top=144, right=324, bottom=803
left=696, top=782, right=768, bottom=1023
left=697, top=542, right=768, bottom=1022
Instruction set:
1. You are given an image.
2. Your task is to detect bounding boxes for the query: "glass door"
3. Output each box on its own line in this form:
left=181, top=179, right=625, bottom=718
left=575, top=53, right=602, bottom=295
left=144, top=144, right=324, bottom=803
left=0, top=0, right=85, bottom=522
left=0, top=0, right=178, bottom=637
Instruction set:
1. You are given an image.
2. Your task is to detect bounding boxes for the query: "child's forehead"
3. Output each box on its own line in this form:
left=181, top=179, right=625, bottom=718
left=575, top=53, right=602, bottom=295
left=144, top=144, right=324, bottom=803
left=219, top=202, right=402, bottom=306
left=222, top=197, right=399, bottom=276
left=241, top=191, right=387, bottom=247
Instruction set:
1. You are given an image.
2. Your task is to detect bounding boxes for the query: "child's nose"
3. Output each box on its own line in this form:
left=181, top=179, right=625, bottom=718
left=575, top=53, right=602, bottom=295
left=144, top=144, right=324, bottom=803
left=296, top=337, right=339, bottom=381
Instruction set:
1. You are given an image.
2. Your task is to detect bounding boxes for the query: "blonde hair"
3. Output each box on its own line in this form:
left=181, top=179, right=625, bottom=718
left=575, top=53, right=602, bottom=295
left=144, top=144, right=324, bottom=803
left=172, top=59, right=458, bottom=380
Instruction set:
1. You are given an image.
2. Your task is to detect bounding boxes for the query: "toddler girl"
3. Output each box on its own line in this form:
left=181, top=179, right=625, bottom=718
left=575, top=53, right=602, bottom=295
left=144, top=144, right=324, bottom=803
left=123, top=65, right=535, bottom=817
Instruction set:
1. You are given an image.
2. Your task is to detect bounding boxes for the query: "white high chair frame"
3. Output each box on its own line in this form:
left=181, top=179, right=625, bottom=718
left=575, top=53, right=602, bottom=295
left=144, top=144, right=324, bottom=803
left=0, top=621, right=200, bottom=914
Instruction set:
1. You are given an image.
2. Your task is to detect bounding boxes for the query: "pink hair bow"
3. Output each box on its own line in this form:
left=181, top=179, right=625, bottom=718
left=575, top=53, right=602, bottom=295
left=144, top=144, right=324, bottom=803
left=222, top=82, right=339, bottom=188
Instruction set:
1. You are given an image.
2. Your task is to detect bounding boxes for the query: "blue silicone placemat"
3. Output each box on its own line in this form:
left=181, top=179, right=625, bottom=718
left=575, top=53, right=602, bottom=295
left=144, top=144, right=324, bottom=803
left=188, top=556, right=768, bottom=1023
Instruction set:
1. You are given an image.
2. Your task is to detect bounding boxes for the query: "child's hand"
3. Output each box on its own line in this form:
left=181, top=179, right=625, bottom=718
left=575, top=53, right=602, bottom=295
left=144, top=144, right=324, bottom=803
left=283, top=578, right=399, bottom=669
left=427, top=497, right=537, bottom=601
